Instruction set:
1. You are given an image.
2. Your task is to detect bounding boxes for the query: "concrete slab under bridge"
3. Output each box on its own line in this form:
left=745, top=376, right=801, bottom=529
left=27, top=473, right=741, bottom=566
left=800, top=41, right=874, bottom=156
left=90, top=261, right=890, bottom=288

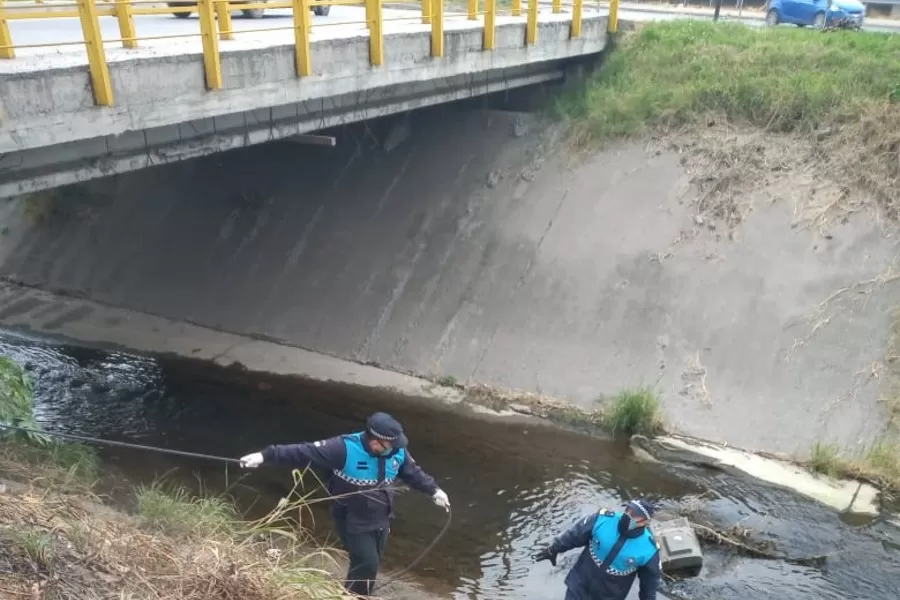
left=0, top=10, right=608, bottom=199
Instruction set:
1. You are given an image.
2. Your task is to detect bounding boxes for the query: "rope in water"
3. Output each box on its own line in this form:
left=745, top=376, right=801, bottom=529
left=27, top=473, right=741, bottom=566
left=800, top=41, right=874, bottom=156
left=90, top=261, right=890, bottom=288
left=0, top=422, right=451, bottom=590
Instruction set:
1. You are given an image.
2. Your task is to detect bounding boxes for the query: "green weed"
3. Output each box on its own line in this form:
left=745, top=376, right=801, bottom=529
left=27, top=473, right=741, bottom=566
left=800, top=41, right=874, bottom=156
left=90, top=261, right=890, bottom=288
left=809, top=442, right=842, bottom=477
left=602, top=386, right=664, bottom=436
left=135, top=482, right=237, bottom=539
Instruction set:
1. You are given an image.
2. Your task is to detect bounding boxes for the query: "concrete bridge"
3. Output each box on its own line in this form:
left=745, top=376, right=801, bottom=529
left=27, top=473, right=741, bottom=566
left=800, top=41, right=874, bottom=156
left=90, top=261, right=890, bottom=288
left=0, top=0, right=611, bottom=198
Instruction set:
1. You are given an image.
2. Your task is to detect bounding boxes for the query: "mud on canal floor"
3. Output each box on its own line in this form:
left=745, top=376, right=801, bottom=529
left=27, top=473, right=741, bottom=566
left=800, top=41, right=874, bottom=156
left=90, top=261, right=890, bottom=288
left=1, top=332, right=899, bottom=600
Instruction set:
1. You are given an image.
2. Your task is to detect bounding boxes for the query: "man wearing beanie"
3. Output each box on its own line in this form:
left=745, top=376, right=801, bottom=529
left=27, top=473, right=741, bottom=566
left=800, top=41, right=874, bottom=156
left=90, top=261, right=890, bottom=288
left=533, top=498, right=661, bottom=600
left=238, top=412, right=450, bottom=596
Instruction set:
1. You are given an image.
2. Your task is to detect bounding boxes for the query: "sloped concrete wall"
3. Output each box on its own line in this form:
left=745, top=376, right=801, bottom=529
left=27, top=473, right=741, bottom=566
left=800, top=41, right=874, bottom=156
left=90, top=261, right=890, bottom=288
left=0, top=106, right=895, bottom=455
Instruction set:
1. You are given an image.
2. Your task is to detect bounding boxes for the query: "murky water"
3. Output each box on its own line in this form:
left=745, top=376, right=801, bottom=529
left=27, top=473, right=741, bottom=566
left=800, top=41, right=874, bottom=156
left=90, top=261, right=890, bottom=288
left=2, top=331, right=899, bottom=600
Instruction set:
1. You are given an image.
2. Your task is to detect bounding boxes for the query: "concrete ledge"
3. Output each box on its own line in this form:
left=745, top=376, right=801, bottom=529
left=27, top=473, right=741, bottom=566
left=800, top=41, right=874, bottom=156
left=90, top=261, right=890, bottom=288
left=0, top=61, right=569, bottom=197
left=0, top=15, right=607, bottom=154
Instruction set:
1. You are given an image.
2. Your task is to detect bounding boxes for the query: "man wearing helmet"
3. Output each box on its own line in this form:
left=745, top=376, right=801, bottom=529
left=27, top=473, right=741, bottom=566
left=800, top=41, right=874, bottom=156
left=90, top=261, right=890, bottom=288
left=533, top=499, right=662, bottom=600
left=239, top=412, right=450, bottom=596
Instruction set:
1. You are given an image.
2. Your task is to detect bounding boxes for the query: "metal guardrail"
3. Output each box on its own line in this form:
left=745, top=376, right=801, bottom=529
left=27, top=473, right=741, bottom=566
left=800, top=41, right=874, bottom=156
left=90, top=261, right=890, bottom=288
left=0, top=0, right=620, bottom=108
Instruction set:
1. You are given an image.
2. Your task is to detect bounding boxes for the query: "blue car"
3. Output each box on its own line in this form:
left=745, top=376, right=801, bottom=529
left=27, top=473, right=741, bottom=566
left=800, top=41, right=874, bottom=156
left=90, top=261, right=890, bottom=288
left=765, top=0, right=865, bottom=29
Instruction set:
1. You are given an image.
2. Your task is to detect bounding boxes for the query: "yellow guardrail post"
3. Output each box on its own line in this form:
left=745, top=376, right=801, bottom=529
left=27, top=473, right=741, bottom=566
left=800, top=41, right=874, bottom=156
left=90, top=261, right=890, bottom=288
left=367, top=0, right=383, bottom=66
left=0, top=0, right=14, bottom=59
left=421, top=0, right=430, bottom=25
left=431, top=0, right=443, bottom=57
left=292, top=0, right=312, bottom=76
left=526, top=0, right=537, bottom=44
left=467, top=0, right=476, bottom=20
left=216, top=0, right=234, bottom=41
left=571, top=0, right=582, bottom=37
left=197, top=0, right=222, bottom=89
left=512, top=0, right=520, bottom=17
left=483, top=0, right=495, bottom=50
left=77, top=0, right=114, bottom=105
left=552, top=0, right=560, bottom=13
left=114, top=0, right=137, bottom=48
left=608, top=0, right=618, bottom=33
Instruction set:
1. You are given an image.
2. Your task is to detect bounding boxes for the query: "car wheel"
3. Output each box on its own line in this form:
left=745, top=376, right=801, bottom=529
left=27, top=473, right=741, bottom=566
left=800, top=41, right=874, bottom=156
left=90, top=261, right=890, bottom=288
left=313, top=4, right=330, bottom=15
left=813, top=11, right=826, bottom=28
left=765, top=8, right=779, bottom=25
left=242, top=7, right=265, bottom=17
left=168, top=2, right=192, bottom=17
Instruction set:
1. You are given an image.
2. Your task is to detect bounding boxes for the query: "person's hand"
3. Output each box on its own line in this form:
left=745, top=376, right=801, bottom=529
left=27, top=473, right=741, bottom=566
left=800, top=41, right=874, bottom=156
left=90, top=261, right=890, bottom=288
left=239, top=452, right=264, bottom=468
left=432, top=488, right=450, bottom=511
left=533, top=547, right=558, bottom=567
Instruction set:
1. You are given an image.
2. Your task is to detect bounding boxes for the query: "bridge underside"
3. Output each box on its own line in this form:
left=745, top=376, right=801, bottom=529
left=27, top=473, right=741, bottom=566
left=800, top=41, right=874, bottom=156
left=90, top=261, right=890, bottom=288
left=0, top=15, right=608, bottom=199
left=0, top=59, right=585, bottom=199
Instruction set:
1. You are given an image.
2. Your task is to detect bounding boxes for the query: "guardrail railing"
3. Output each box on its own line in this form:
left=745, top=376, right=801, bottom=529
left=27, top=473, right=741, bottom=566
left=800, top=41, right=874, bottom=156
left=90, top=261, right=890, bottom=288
left=0, top=0, right=620, bottom=108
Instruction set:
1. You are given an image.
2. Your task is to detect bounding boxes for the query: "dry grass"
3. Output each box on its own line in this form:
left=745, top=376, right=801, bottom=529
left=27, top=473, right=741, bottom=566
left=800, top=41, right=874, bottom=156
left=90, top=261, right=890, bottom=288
left=559, top=22, right=900, bottom=231
left=0, top=448, right=352, bottom=600
left=806, top=437, right=900, bottom=493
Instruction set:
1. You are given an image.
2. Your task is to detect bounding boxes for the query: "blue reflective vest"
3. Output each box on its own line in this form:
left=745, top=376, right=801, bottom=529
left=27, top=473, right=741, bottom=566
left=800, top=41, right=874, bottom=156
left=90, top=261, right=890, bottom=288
left=332, top=432, right=407, bottom=487
left=558, top=510, right=662, bottom=600
left=588, top=511, right=658, bottom=576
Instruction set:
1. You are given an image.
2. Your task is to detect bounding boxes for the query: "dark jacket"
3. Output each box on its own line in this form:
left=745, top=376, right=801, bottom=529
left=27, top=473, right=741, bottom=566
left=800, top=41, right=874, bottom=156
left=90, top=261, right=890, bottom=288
left=552, top=510, right=661, bottom=600
left=262, top=432, right=438, bottom=533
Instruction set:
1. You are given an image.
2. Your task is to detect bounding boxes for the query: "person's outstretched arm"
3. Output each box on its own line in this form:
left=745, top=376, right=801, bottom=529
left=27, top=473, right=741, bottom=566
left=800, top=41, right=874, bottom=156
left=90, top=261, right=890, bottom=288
left=533, top=514, right=598, bottom=565
left=240, top=437, right=346, bottom=471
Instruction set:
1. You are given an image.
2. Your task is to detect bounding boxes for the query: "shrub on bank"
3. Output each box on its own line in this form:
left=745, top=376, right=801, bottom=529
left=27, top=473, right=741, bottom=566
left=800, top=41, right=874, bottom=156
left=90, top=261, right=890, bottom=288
left=559, top=21, right=900, bottom=139
left=603, top=386, right=664, bottom=436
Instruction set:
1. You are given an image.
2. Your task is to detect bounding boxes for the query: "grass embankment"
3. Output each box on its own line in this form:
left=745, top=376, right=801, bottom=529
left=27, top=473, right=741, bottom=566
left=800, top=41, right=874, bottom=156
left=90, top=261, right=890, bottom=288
left=0, top=358, right=350, bottom=600
left=559, top=21, right=900, bottom=212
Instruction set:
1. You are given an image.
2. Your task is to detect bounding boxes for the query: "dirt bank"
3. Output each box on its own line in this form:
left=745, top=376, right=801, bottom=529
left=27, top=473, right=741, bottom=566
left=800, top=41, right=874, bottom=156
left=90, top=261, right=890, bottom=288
left=0, top=440, right=444, bottom=600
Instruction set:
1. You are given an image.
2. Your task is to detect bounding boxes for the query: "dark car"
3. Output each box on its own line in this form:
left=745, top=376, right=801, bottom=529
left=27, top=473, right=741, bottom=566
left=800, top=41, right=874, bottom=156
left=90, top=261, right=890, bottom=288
left=167, top=0, right=330, bottom=19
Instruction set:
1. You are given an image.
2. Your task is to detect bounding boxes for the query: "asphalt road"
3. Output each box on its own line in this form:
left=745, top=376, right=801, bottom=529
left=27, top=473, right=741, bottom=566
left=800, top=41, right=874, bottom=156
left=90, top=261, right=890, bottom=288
left=4, top=2, right=900, bottom=58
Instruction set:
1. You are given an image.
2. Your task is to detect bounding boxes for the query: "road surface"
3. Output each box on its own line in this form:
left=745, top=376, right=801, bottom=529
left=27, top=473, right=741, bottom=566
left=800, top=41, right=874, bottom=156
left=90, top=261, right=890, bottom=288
left=3, top=2, right=899, bottom=59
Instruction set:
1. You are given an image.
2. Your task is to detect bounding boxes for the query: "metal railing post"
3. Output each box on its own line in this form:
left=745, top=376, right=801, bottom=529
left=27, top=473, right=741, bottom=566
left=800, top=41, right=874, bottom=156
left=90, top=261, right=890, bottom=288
left=77, top=0, right=114, bottom=105
left=197, top=0, right=222, bottom=89
left=483, top=0, right=495, bottom=50
left=431, top=0, right=443, bottom=57
left=512, top=0, right=521, bottom=17
left=114, top=0, right=137, bottom=48
left=571, top=0, right=582, bottom=37
left=526, top=0, right=537, bottom=44
left=216, top=0, right=234, bottom=40
left=292, top=0, right=312, bottom=76
left=367, top=0, right=383, bottom=65
left=608, top=0, right=619, bottom=33
left=421, top=0, right=430, bottom=24
left=0, top=0, right=14, bottom=59
left=468, top=0, right=477, bottom=20
left=552, top=0, right=560, bottom=13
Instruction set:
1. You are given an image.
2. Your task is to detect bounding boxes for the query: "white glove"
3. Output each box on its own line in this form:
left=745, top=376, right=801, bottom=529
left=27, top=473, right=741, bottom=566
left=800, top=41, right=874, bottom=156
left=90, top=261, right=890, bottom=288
left=239, top=452, right=264, bottom=469
left=432, top=488, right=450, bottom=511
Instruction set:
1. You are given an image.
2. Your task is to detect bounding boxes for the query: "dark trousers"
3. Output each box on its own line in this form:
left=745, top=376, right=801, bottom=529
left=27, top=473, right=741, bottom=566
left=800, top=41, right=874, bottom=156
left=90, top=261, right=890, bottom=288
left=564, top=589, right=580, bottom=600
left=334, top=513, right=389, bottom=596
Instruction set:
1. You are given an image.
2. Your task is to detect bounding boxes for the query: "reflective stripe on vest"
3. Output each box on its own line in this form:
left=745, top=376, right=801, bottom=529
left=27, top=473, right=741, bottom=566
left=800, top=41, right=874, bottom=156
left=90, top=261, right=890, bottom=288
left=332, top=432, right=407, bottom=487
